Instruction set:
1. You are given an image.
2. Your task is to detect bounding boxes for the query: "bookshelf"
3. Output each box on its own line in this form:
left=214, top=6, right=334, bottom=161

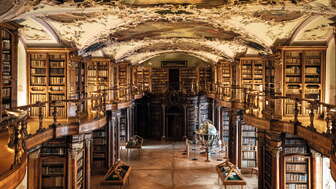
left=180, top=67, right=197, bottom=93
left=86, top=58, right=110, bottom=97
left=198, top=66, right=212, bottom=92
left=27, top=48, right=77, bottom=119
left=92, top=125, right=109, bottom=174
left=151, top=68, right=168, bottom=94
left=116, top=63, right=130, bottom=101
left=40, top=137, right=68, bottom=189
left=240, top=57, right=265, bottom=91
left=134, top=66, right=151, bottom=92
left=218, top=61, right=232, bottom=87
left=0, top=23, right=19, bottom=117
left=240, top=123, right=257, bottom=169
left=222, top=108, right=230, bottom=158
left=283, top=134, right=311, bottom=189
left=278, top=47, right=326, bottom=116
left=120, top=108, right=127, bottom=142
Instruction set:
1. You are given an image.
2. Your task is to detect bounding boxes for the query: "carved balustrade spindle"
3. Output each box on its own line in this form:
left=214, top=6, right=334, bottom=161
left=294, top=98, right=300, bottom=124
left=37, top=101, right=44, bottom=132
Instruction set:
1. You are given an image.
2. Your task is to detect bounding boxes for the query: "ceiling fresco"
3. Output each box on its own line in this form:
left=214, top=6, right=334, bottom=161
left=0, top=0, right=334, bottom=63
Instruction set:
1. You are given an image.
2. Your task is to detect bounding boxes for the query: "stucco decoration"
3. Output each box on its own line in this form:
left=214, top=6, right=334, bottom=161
left=8, top=0, right=336, bottom=61
left=16, top=17, right=59, bottom=45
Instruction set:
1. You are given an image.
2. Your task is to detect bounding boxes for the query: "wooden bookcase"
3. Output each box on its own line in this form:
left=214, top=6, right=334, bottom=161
left=239, top=57, right=265, bottom=91
left=222, top=108, right=230, bottom=158
left=239, top=123, right=258, bottom=169
left=180, top=67, right=197, bottom=93
left=114, top=63, right=131, bottom=101
left=151, top=68, right=168, bottom=94
left=92, top=126, right=109, bottom=174
left=134, top=66, right=151, bottom=92
left=119, top=108, right=127, bottom=142
left=40, top=137, right=68, bottom=189
left=276, top=47, right=326, bottom=116
left=27, top=48, right=81, bottom=118
left=282, top=134, right=311, bottom=189
left=86, top=57, right=110, bottom=95
left=0, top=22, right=19, bottom=117
left=217, top=61, right=232, bottom=87
left=198, top=66, right=212, bottom=92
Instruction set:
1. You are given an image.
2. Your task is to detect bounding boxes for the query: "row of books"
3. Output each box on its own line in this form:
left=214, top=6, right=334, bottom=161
left=49, top=94, right=65, bottom=101
left=242, top=151, right=256, bottom=159
left=2, top=88, right=11, bottom=97
left=31, top=76, right=46, bottom=85
left=31, top=60, right=47, bottom=67
left=50, top=86, right=65, bottom=91
left=41, top=148, right=66, bottom=156
left=286, top=66, right=301, bottom=74
left=286, top=164, right=307, bottom=172
left=30, top=54, right=48, bottom=60
left=93, top=138, right=107, bottom=145
left=241, top=160, right=256, bottom=168
left=31, top=68, right=46, bottom=75
left=49, top=77, right=65, bottom=85
left=286, top=77, right=301, bottom=83
left=1, top=54, right=11, bottom=61
left=242, top=138, right=257, bottom=145
left=41, top=176, right=64, bottom=188
left=305, top=67, right=319, bottom=74
left=286, top=184, right=307, bottom=189
left=49, top=61, right=65, bottom=68
left=285, top=139, right=306, bottom=145
left=49, top=54, right=66, bottom=60
left=242, top=145, right=256, bottom=151
left=286, top=173, right=307, bottom=182
left=305, top=77, right=320, bottom=83
left=286, top=156, right=307, bottom=162
left=284, top=147, right=307, bottom=154
left=42, top=166, right=64, bottom=175
left=49, top=68, right=65, bottom=75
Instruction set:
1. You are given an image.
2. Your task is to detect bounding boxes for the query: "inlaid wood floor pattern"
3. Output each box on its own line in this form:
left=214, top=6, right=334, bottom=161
left=92, top=140, right=258, bottom=189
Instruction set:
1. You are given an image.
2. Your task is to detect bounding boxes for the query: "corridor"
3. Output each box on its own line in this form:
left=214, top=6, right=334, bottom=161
left=92, top=141, right=258, bottom=189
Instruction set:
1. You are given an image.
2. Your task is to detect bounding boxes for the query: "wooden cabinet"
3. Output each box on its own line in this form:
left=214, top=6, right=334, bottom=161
left=0, top=22, right=19, bottom=117
left=86, top=58, right=110, bottom=95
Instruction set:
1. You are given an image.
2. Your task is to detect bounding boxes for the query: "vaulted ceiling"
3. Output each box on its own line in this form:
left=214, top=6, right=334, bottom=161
left=1, top=0, right=335, bottom=63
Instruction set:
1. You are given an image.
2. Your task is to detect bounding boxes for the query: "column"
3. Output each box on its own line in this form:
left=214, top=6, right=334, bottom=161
left=267, top=131, right=282, bottom=189
left=217, top=106, right=222, bottom=140
left=162, top=104, right=166, bottom=140
left=84, top=134, right=92, bottom=189
left=257, top=130, right=266, bottom=188
left=114, top=111, right=121, bottom=161
left=183, top=105, right=187, bottom=139
left=127, top=107, right=131, bottom=141
left=311, top=149, right=322, bottom=189
left=228, top=110, right=239, bottom=165
left=212, top=99, right=215, bottom=123
left=27, top=146, right=41, bottom=189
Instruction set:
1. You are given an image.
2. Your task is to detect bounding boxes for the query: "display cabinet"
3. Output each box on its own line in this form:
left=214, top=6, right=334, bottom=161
left=0, top=22, right=19, bottom=117
left=102, top=161, right=132, bottom=186
left=216, top=161, right=246, bottom=188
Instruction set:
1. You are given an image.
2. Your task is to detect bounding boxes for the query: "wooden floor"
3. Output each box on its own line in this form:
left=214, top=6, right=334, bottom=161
left=92, top=141, right=258, bottom=189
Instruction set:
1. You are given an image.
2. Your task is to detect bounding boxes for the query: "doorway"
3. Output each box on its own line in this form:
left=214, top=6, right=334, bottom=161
left=169, top=69, right=179, bottom=91
left=166, top=106, right=184, bottom=140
